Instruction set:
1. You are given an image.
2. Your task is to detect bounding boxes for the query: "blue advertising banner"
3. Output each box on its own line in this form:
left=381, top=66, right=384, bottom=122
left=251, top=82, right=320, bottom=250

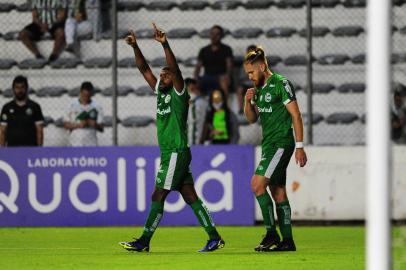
left=0, top=146, right=255, bottom=226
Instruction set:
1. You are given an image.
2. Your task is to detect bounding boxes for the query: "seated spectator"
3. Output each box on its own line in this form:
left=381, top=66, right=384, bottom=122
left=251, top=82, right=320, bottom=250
left=194, top=25, right=234, bottom=95
left=0, top=75, right=44, bottom=147
left=19, top=0, right=68, bottom=62
left=63, top=81, right=104, bottom=146
left=186, top=78, right=208, bottom=145
left=237, top=44, right=257, bottom=114
left=391, top=91, right=406, bottom=143
left=65, top=0, right=93, bottom=55
left=200, top=89, right=239, bottom=144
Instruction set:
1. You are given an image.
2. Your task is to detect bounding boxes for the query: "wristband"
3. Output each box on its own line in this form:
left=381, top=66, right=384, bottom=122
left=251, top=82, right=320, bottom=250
left=162, top=41, right=170, bottom=49
left=295, top=142, right=304, bottom=148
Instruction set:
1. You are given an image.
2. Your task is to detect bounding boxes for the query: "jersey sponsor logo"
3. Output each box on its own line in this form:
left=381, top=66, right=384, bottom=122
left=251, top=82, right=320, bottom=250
left=157, top=107, right=171, bottom=115
left=165, top=95, right=171, bottom=104
left=265, top=93, right=272, bottom=103
left=257, top=106, right=273, bottom=113
left=26, top=108, right=33, bottom=116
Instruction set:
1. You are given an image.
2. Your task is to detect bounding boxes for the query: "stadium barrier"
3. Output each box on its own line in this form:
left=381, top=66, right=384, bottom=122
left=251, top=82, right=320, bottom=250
left=1, top=145, right=405, bottom=227
left=0, top=145, right=255, bottom=226
left=255, top=146, right=406, bottom=221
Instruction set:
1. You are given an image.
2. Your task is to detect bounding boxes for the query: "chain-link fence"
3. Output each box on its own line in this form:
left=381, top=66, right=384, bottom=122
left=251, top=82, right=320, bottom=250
left=1, top=0, right=405, bottom=147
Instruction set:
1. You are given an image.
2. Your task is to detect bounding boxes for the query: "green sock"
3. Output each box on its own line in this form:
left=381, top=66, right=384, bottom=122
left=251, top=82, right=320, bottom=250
left=276, top=200, right=293, bottom=239
left=191, top=199, right=220, bottom=240
left=140, top=201, right=164, bottom=244
left=256, top=193, right=277, bottom=234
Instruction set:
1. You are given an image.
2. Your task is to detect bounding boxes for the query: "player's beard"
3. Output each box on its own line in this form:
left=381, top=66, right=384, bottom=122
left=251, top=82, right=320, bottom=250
left=255, top=74, right=265, bottom=88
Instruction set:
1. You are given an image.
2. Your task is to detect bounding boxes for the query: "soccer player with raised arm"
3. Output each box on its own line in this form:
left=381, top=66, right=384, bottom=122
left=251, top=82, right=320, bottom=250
left=244, top=47, right=307, bottom=252
left=119, top=23, right=225, bottom=253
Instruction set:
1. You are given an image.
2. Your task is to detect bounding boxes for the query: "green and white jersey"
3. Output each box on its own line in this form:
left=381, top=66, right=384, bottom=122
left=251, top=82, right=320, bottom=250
left=254, top=72, right=296, bottom=150
left=155, top=80, right=190, bottom=151
left=64, top=99, right=103, bottom=146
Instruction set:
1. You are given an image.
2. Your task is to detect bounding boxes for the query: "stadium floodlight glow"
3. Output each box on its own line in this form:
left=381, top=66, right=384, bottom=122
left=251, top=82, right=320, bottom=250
left=366, top=0, right=392, bottom=270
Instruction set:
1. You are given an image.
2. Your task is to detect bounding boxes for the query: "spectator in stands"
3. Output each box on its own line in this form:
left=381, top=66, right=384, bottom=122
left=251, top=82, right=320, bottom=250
left=65, top=0, right=93, bottom=55
left=63, top=81, right=104, bottom=146
left=186, top=78, right=208, bottom=145
left=391, top=91, right=406, bottom=143
left=219, top=74, right=232, bottom=98
left=237, top=44, right=257, bottom=114
left=0, top=75, right=44, bottom=147
left=200, top=89, right=239, bottom=144
left=19, top=0, right=68, bottom=62
left=194, top=25, right=234, bottom=95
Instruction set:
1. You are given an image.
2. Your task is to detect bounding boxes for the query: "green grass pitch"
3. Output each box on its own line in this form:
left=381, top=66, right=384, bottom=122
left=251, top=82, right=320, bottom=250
left=0, top=226, right=405, bottom=270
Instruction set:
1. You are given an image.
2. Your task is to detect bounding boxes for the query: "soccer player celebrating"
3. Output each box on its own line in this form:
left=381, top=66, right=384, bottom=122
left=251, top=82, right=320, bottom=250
left=119, top=23, right=225, bottom=253
left=243, top=47, right=307, bottom=252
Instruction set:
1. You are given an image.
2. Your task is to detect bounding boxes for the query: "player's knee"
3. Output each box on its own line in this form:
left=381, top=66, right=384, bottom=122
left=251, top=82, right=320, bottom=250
left=183, top=195, right=198, bottom=205
left=251, top=182, right=265, bottom=196
left=271, top=187, right=287, bottom=203
left=151, top=189, right=167, bottom=202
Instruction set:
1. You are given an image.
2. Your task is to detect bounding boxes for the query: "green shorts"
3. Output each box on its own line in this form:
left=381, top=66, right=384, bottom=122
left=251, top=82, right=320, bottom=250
left=255, top=144, right=295, bottom=186
left=155, top=148, right=194, bottom=191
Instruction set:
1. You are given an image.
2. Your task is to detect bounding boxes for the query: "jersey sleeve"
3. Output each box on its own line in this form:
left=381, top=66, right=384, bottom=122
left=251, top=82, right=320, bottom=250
left=154, top=79, right=160, bottom=95
left=278, top=79, right=297, bottom=106
left=197, top=48, right=204, bottom=62
left=0, top=105, right=8, bottom=126
left=33, top=103, right=45, bottom=124
left=172, top=84, right=189, bottom=105
left=63, top=103, right=74, bottom=123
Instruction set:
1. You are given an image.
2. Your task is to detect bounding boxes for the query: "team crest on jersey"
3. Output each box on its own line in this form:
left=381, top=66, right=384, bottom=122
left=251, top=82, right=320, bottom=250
left=26, top=108, right=33, bottom=116
left=265, top=93, right=272, bottom=102
left=165, top=95, right=171, bottom=104
left=9, top=109, right=14, bottom=114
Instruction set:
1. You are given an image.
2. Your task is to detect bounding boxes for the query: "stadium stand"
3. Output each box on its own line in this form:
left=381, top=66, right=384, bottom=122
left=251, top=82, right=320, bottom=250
left=298, top=26, right=330, bottom=37
left=266, top=27, right=297, bottom=38
left=0, top=0, right=404, bottom=146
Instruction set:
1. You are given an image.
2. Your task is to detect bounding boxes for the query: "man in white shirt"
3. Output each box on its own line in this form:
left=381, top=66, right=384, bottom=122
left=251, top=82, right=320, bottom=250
left=64, top=81, right=104, bottom=146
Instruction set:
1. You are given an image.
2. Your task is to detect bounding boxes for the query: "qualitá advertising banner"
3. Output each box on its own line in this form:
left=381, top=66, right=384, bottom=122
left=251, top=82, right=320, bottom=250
left=0, top=146, right=255, bottom=226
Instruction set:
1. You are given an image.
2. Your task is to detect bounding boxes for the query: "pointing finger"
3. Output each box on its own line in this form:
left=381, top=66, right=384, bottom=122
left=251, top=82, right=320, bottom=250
left=152, top=22, right=158, bottom=31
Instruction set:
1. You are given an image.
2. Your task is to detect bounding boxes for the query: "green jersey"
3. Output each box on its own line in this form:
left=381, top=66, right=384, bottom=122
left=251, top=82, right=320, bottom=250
left=155, top=80, right=190, bottom=151
left=254, top=72, right=296, bottom=150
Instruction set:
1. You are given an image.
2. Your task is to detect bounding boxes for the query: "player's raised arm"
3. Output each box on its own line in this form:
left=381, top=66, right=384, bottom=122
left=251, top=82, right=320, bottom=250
left=285, top=101, right=307, bottom=167
left=152, top=23, right=184, bottom=92
left=244, top=88, right=258, bottom=123
left=125, top=30, right=157, bottom=90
